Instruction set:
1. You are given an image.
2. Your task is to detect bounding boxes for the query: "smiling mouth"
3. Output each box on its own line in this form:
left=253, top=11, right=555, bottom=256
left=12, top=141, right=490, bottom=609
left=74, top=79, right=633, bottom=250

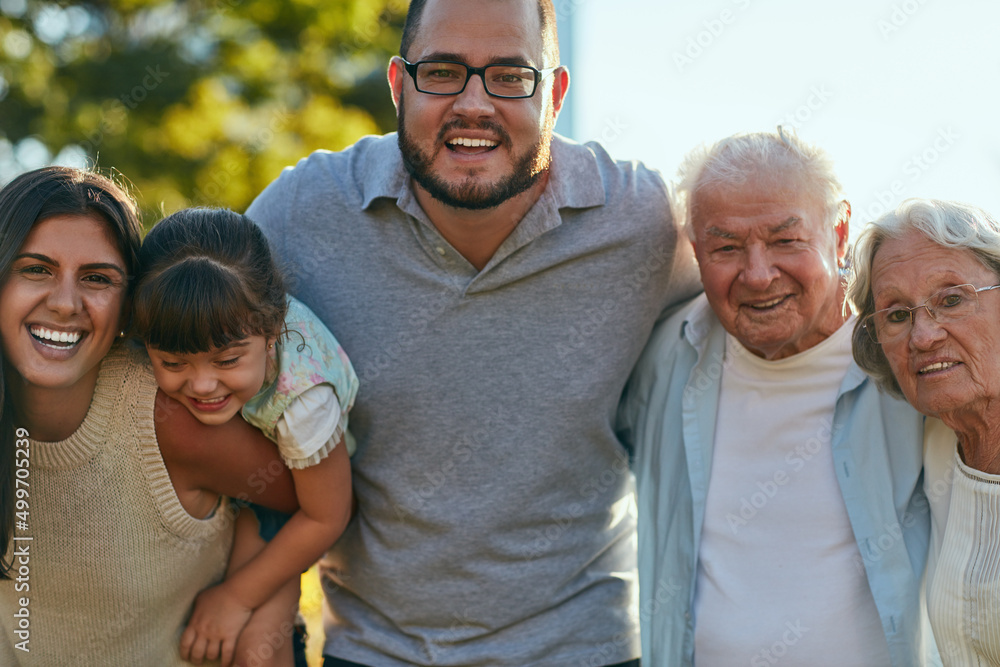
left=919, top=361, right=959, bottom=375
left=746, top=296, right=789, bottom=311
left=29, top=325, right=83, bottom=349
left=446, top=137, right=499, bottom=154
left=188, top=395, right=232, bottom=411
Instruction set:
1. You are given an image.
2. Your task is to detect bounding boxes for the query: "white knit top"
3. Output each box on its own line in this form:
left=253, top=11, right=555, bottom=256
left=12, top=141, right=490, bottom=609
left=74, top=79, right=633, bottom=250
left=0, top=343, right=234, bottom=666
left=926, top=444, right=1000, bottom=666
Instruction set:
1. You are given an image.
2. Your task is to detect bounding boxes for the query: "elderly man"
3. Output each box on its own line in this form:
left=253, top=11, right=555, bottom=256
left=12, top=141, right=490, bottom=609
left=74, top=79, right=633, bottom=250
left=247, top=0, right=699, bottom=665
left=619, top=130, right=933, bottom=666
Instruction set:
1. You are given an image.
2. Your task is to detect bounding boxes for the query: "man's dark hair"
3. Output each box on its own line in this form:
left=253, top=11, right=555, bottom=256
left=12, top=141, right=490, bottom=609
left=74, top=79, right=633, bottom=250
left=400, top=0, right=559, bottom=67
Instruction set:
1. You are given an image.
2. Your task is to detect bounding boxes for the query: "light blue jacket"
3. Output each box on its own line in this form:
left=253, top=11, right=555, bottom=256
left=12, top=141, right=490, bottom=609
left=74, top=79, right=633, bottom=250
left=618, top=295, right=934, bottom=666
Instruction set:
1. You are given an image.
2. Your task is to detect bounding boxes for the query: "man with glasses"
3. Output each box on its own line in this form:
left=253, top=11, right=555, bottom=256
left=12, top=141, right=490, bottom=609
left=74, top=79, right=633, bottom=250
left=618, top=130, right=936, bottom=665
left=247, top=0, right=700, bottom=665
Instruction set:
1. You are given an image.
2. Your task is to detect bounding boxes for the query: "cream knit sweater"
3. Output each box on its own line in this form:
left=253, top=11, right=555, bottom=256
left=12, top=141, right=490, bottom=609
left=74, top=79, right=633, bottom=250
left=0, top=343, right=234, bottom=666
left=927, top=452, right=1000, bottom=666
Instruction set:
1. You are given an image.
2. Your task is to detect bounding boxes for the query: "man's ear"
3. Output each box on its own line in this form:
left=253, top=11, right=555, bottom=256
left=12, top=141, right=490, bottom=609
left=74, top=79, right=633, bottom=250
left=388, top=56, right=405, bottom=114
left=835, top=200, right=851, bottom=264
left=549, top=66, right=570, bottom=114
left=687, top=222, right=698, bottom=255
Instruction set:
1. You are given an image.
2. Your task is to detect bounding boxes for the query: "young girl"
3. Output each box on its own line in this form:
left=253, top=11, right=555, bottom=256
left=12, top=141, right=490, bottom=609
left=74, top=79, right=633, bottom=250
left=131, top=207, right=357, bottom=665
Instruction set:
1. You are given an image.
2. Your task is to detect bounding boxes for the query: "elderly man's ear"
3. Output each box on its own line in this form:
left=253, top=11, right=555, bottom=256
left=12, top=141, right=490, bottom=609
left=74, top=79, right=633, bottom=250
left=835, top=200, right=851, bottom=267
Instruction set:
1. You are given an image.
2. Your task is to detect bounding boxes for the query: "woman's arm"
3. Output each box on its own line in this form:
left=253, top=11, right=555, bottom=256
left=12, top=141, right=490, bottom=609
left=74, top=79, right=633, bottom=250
left=156, top=389, right=306, bottom=666
left=155, top=389, right=298, bottom=517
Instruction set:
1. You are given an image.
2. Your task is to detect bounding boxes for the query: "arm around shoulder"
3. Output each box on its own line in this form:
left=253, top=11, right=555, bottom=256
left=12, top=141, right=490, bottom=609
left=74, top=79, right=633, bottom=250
left=156, top=390, right=298, bottom=515
left=618, top=297, right=702, bottom=464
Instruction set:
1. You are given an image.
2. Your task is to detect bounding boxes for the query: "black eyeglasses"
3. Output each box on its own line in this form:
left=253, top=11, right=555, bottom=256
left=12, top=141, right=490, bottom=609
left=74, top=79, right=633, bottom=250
left=399, top=58, right=557, bottom=99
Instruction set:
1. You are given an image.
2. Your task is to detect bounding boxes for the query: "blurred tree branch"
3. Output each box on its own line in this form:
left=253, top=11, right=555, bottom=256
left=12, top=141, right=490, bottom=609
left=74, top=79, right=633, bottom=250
left=0, top=0, right=404, bottom=224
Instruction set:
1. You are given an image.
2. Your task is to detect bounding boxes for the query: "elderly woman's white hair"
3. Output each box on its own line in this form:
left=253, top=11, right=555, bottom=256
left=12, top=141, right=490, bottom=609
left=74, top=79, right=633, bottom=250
left=673, top=127, right=847, bottom=240
left=847, top=198, right=1000, bottom=398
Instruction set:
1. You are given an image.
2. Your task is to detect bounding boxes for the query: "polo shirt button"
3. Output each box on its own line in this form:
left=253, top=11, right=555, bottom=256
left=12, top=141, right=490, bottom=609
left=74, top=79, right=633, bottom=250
left=436, top=246, right=446, bottom=256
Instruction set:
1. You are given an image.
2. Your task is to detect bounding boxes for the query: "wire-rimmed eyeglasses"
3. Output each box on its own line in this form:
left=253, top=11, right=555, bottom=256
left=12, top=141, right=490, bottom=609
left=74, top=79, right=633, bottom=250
left=399, top=58, right=557, bottom=99
left=860, top=283, right=1000, bottom=344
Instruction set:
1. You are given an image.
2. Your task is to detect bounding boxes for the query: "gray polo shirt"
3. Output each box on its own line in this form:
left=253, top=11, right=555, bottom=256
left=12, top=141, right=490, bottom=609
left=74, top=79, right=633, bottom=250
left=247, top=133, right=701, bottom=666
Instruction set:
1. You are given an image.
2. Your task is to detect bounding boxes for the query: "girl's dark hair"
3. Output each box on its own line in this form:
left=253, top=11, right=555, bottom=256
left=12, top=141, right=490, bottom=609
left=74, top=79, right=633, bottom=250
left=132, top=208, right=287, bottom=354
left=0, top=166, right=142, bottom=578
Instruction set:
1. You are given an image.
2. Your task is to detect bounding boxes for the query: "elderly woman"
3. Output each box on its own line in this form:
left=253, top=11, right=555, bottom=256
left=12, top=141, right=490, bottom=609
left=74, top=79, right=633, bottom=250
left=847, top=198, right=1000, bottom=666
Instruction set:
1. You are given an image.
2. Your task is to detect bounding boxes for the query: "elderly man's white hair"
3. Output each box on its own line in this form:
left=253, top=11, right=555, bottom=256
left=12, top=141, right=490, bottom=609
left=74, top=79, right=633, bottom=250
left=674, top=127, right=847, bottom=240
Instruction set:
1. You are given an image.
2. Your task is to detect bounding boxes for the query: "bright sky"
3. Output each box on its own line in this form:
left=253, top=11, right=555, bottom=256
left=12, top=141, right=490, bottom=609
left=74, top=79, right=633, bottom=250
left=559, top=0, right=1000, bottom=240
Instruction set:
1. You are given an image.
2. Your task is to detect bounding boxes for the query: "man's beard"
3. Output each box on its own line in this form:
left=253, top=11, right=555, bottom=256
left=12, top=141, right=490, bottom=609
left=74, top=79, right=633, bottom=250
left=397, top=97, right=554, bottom=211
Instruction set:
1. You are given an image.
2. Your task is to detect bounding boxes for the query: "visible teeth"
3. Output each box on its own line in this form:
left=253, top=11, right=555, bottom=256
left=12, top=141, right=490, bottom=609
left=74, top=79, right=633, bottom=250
left=194, top=396, right=226, bottom=404
left=920, top=362, right=957, bottom=374
left=751, top=297, right=784, bottom=309
left=30, top=326, right=81, bottom=345
left=448, top=137, right=498, bottom=148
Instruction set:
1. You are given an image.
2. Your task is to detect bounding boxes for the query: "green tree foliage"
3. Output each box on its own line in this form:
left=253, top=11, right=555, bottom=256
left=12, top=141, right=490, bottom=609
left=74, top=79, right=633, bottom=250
left=0, top=0, right=405, bottom=222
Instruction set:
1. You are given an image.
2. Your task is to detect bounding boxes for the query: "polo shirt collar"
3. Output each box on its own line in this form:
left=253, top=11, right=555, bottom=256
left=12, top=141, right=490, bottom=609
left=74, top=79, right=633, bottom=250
left=360, top=133, right=411, bottom=211
left=546, top=134, right=605, bottom=210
